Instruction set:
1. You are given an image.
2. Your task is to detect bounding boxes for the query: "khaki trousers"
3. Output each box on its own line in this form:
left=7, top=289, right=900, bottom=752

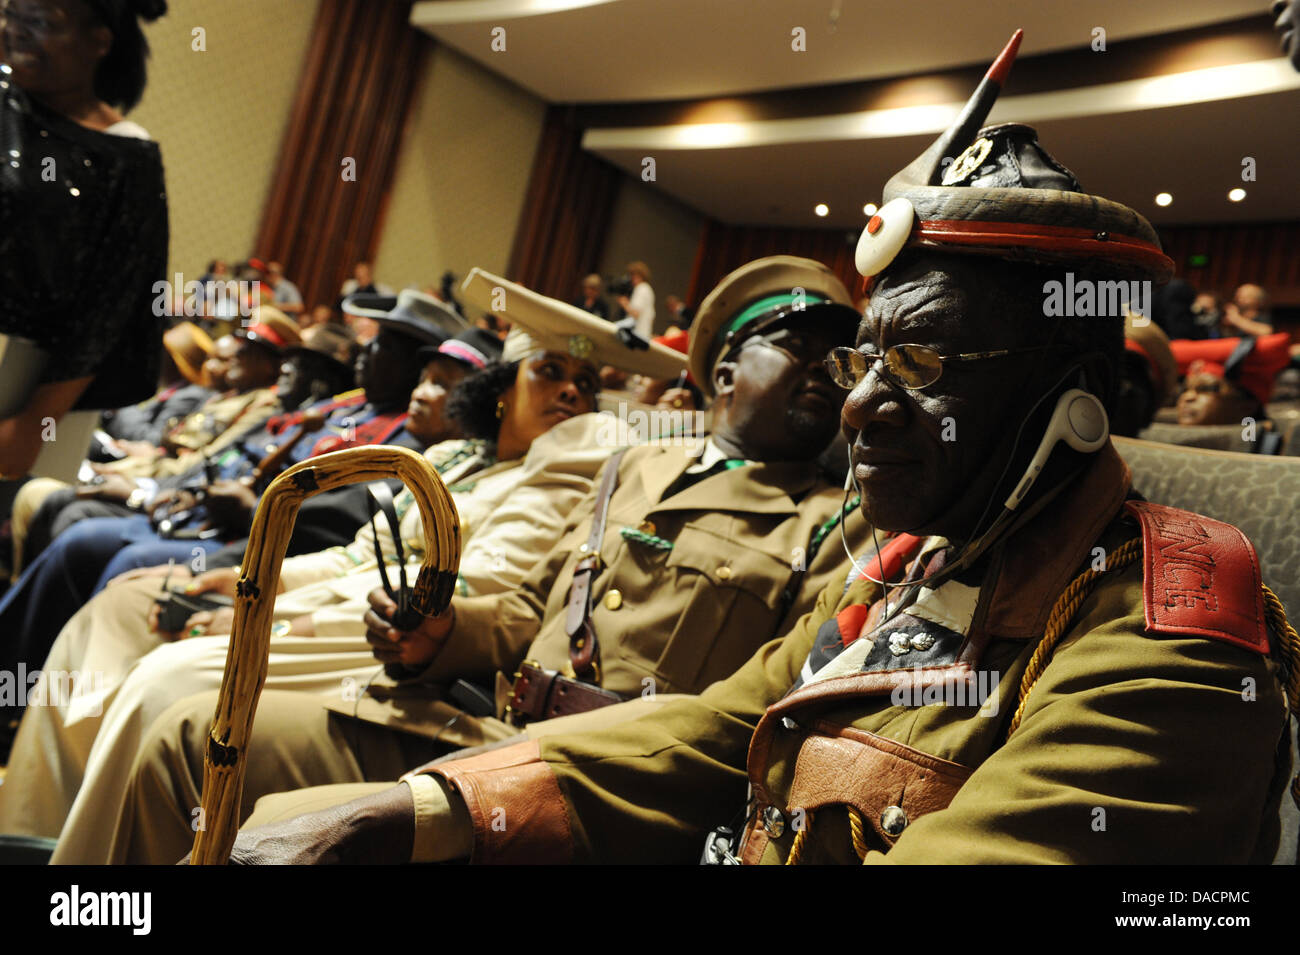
left=107, top=692, right=682, bottom=864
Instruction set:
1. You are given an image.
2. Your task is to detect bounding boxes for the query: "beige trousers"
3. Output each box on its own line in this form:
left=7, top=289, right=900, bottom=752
left=103, top=692, right=681, bottom=865
left=0, top=573, right=381, bottom=859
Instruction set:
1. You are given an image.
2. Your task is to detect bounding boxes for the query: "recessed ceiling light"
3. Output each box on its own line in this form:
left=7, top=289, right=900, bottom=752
left=1228, top=188, right=1246, bottom=202
left=863, top=202, right=878, bottom=216
left=814, top=203, right=829, bottom=217
left=1154, top=192, right=1172, bottom=207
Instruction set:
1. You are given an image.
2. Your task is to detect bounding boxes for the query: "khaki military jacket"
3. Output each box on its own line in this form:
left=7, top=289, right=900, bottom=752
left=424, top=443, right=1292, bottom=864
left=337, top=440, right=872, bottom=747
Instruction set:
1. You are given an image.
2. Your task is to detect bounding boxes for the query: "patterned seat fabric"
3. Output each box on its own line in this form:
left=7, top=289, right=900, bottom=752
left=1114, top=435, right=1300, bottom=865
left=1139, top=422, right=1263, bottom=455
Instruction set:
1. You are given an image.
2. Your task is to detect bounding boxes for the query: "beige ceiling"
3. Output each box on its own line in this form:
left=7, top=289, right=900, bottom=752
left=410, top=1, right=1300, bottom=228
left=411, top=0, right=1272, bottom=102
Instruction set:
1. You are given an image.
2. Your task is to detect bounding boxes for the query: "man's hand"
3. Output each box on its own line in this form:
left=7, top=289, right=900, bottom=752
left=364, top=587, right=454, bottom=671
left=178, top=786, right=415, bottom=865
left=109, top=563, right=190, bottom=591
left=185, top=566, right=241, bottom=599
left=204, top=479, right=258, bottom=535
left=75, top=473, right=137, bottom=503
left=147, top=487, right=197, bottom=520
left=113, top=439, right=163, bottom=460
left=181, top=606, right=236, bottom=639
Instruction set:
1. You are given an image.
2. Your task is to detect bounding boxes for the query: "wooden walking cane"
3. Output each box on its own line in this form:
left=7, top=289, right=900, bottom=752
left=189, top=445, right=461, bottom=864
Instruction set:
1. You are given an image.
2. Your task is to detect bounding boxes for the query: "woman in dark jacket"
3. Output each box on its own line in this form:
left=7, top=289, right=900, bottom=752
left=0, top=0, right=169, bottom=479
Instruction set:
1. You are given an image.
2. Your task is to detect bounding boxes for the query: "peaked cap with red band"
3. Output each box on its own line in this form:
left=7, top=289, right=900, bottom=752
left=856, top=30, right=1174, bottom=285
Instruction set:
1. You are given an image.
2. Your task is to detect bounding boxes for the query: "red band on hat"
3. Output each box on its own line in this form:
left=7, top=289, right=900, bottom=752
left=912, top=219, right=1173, bottom=275
left=246, top=323, right=287, bottom=347
left=438, top=340, right=489, bottom=370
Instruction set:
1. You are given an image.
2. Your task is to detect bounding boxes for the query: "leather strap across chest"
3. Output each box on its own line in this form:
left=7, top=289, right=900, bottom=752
left=564, top=449, right=628, bottom=681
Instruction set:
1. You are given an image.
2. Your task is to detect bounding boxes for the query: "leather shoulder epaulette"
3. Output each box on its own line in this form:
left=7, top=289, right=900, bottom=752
left=1124, top=501, right=1269, bottom=655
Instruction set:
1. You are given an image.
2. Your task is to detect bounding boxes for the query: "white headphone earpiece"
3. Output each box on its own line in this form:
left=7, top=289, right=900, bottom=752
left=1003, top=388, right=1108, bottom=511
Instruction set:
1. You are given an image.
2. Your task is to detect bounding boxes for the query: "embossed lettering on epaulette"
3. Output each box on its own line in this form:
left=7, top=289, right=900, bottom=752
left=1125, top=501, right=1268, bottom=654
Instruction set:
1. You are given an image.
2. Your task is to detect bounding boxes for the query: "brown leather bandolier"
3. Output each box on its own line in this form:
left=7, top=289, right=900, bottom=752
left=505, top=449, right=628, bottom=728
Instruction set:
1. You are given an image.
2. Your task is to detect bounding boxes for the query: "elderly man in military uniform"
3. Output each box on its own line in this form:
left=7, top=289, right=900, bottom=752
left=93, top=256, right=876, bottom=864
left=196, top=32, right=1296, bottom=866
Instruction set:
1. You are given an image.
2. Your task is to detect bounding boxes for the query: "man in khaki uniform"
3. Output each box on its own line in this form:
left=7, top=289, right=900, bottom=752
left=207, top=34, right=1294, bottom=866
left=101, top=258, right=875, bottom=864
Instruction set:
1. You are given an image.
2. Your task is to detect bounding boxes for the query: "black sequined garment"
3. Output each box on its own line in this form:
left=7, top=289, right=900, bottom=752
left=0, top=63, right=169, bottom=410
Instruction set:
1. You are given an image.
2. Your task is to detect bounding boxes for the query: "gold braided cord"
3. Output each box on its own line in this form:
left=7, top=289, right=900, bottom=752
left=846, top=807, right=870, bottom=862
left=783, top=811, right=815, bottom=866
left=1261, top=584, right=1300, bottom=810
left=1008, top=537, right=1143, bottom=736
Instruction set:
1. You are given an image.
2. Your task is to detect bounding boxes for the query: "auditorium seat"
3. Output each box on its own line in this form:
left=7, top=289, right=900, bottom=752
left=1138, top=421, right=1274, bottom=454
left=1114, top=435, right=1300, bottom=865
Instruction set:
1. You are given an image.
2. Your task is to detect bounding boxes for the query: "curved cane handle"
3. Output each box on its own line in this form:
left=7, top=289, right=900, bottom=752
left=190, top=445, right=460, bottom=865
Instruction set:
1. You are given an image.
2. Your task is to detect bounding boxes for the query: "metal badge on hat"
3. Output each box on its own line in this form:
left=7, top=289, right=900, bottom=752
left=568, top=334, right=595, bottom=360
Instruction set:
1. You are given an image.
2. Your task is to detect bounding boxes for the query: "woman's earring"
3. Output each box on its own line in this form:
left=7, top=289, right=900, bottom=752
left=495, top=400, right=505, bottom=421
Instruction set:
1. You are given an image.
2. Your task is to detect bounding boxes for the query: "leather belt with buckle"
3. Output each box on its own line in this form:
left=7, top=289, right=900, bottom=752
left=504, top=661, right=624, bottom=728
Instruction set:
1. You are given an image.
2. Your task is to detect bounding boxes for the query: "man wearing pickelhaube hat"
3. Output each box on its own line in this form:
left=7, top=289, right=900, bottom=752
left=180, top=32, right=1298, bottom=866
left=76, top=259, right=882, bottom=864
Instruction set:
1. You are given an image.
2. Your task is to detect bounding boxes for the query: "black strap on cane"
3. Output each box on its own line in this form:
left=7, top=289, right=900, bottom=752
left=366, top=481, right=423, bottom=631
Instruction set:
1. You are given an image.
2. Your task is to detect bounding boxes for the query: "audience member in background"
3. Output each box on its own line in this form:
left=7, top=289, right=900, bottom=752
left=625, top=329, right=701, bottom=412
left=617, top=260, right=656, bottom=339
left=573, top=273, right=609, bottom=320
left=299, top=304, right=334, bottom=330
left=1274, top=0, right=1300, bottom=71
left=0, top=0, right=170, bottom=482
left=663, top=293, right=688, bottom=327
left=1190, top=291, right=1222, bottom=338
left=339, top=261, right=393, bottom=303
left=1173, top=331, right=1292, bottom=426
left=341, top=292, right=387, bottom=345
left=198, top=258, right=228, bottom=290
left=99, top=320, right=215, bottom=453
left=264, top=261, right=303, bottom=316
left=1151, top=278, right=1200, bottom=341
left=1222, top=284, right=1274, bottom=337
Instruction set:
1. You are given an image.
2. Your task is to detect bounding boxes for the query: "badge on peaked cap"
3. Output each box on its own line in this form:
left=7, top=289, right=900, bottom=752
left=567, top=334, right=594, bottom=360
left=854, top=196, right=915, bottom=278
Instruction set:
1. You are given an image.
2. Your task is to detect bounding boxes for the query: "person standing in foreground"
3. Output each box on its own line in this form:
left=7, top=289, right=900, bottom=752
left=0, top=0, right=169, bottom=481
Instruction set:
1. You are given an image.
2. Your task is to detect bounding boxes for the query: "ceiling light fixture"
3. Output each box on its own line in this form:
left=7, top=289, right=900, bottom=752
left=1228, top=188, right=1246, bottom=202
left=1154, top=192, right=1172, bottom=207
left=863, top=203, right=878, bottom=216
left=815, top=203, right=829, bottom=217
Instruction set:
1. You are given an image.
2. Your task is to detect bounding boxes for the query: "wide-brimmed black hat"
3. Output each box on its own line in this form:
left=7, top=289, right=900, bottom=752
left=415, top=327, right=504, bottom=371
left=342, top=289, right=467, bottom=346
left=855, top=30, right=1173, bottom=286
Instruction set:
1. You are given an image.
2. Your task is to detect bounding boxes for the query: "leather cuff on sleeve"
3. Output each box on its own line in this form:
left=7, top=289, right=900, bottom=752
left=424, top=740, right=573, bottom=864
